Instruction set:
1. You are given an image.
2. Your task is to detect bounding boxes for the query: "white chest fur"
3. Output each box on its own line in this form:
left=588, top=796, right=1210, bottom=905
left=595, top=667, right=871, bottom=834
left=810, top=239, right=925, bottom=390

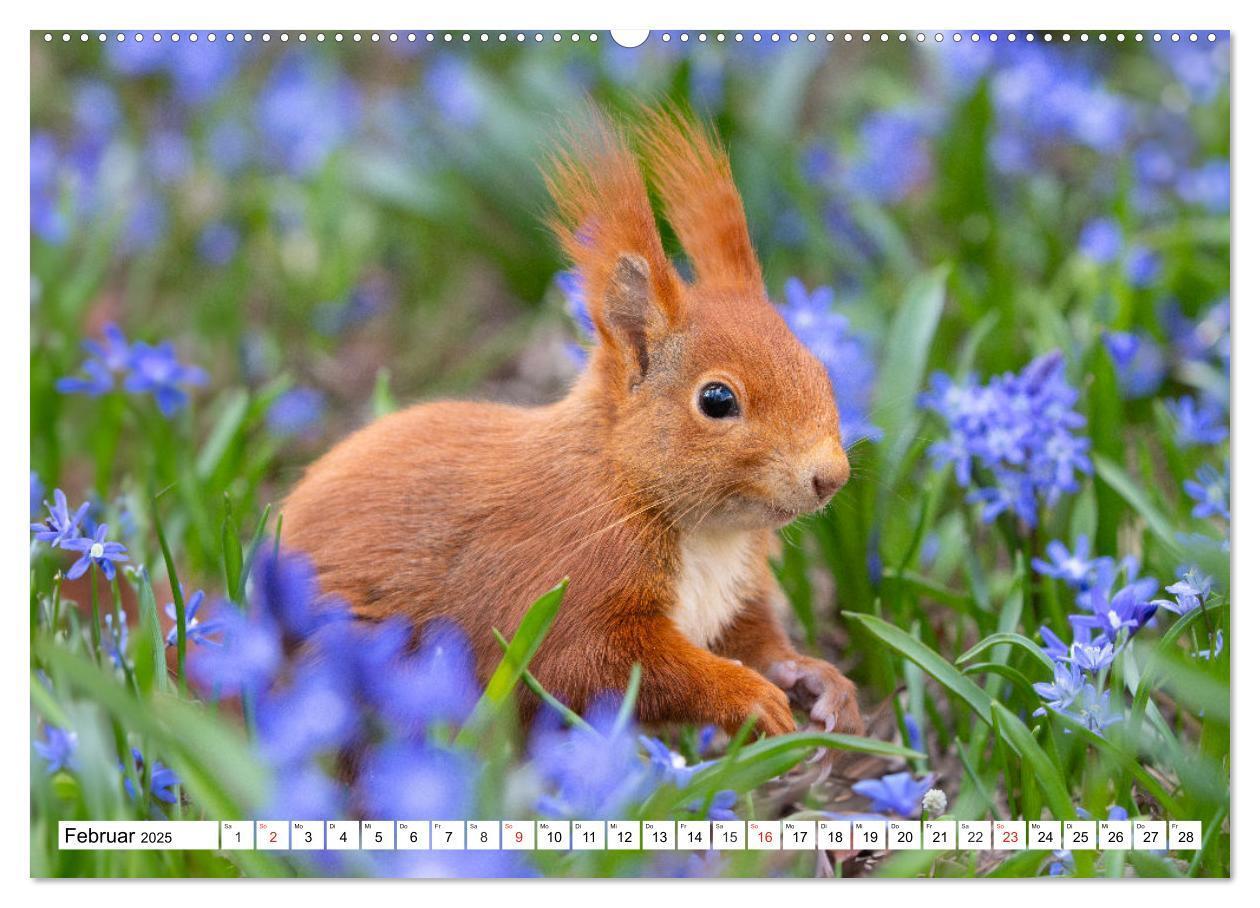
left=670, top=528, right=758, bottom=648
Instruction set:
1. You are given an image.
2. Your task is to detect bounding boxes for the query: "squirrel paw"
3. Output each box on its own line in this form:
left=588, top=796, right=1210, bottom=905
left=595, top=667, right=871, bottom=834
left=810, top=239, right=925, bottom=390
left=768, top=657, right=865, bottom=737
left=729, top=673, right=796, bottom=737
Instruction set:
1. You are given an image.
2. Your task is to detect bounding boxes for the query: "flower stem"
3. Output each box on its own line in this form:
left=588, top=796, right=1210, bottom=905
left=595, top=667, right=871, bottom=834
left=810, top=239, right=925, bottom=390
left=88, top=564, right=102, bottom=665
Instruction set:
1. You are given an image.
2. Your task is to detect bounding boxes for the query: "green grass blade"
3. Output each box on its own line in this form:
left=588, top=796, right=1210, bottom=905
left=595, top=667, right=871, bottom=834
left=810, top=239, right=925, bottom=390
left=456, top=579, right=568, bottom=747
left=990, top=702, right=1075, bottom=818
left=1092, top=453, right=1180, bottom=553
left=956, top=632, right=1054, bottom=675
left=876, top=266, right=948, bottom=475
left=844, top=611, right=994, bottom=725
left=133, top=568, right=170, bottom=695
left=491, top=627, right=593, bottom=732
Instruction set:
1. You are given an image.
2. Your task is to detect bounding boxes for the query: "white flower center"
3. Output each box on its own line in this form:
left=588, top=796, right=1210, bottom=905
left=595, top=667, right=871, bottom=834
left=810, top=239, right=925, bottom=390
left=89, top=543, right=104, bottom=559
left=1107, top=610, right=1123, bottom=630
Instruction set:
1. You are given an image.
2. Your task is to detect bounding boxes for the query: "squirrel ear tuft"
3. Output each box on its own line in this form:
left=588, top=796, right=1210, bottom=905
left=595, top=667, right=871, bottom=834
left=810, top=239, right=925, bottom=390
left=636, top=104, right=763, bottom=291
left=604, top=253, right=659, bottom=376
left=544, top=108, right=685, bottom=364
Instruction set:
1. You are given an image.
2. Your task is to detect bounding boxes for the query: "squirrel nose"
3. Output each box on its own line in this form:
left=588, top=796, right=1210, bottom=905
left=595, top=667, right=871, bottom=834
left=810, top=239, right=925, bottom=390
left=806, top=438, right=846, bottom=503
left=812, top=470, right=844, bottom=502
left=811, top=456, right=850, bottom=503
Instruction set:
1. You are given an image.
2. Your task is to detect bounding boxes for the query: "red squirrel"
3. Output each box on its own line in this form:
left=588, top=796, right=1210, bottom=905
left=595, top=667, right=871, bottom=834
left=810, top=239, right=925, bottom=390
left=282, top=107, right=864, bottom=738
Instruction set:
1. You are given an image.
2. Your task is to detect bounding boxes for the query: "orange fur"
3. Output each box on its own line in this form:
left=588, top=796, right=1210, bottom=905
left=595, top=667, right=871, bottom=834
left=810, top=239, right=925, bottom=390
left=282, top=106, right=863, bottom=738
left=637, top=104, right=763, bottom=289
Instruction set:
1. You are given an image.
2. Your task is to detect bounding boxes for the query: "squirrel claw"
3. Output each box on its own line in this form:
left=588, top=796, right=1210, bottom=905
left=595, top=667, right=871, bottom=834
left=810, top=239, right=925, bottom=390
left=770, top=656, right=865, bottom=738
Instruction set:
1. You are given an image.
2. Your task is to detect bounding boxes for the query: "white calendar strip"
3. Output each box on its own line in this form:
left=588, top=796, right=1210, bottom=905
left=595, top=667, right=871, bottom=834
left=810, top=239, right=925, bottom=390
left=59, top=819, right=1204, bottom=852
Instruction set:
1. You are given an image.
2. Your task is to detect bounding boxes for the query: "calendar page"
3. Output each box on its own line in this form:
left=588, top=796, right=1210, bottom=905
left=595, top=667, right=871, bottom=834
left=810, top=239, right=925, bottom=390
left=28, top=16, right=1231, bottom=885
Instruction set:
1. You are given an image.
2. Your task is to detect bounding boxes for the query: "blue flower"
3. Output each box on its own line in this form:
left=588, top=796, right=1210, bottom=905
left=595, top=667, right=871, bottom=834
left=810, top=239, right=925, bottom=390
left=1033, top=662, right=1086, bottom=717
left=780, top=278, right=882, bottom=447
left=1153, top=36, right=1229, bottom=104
left=1155, top=567, right=1212, bottom=616
left=256, top=660, right=359, bottom=767
left=266, top=388, right=326, bottom=439
left=852, top=771, right=936, bottom=818
left=124, top=341, right=208, bottom=417
left=250, top=547, right=343, bottom=640
left=1048, top=849, right=1074, bottom=876
left=902, top=714, right=924, bottom=753
left=34, top=725, right=78, bottom=774
left=1077, top=686, right=1122, bottom=733
left=188, top=603, right=283, bottom=699
left=1177, top=159, right=1229, bottom=213
left=121, top=191, right=168, bottom=255
left=147, top=128, right=194, bottom=185
left=531, top=695, right=652, bottom=819
left=1168, top=396, right=1227, bottom=446
left=1068, top=640, right=1115, bottom=673
left=921, top=351, right=1090, bottom=526
left=354, top=618, right=479, bottom=735
left=255, top=55, right=360, bottom=176
left=1039, top=621, right=1107, bottom=664
left=56, top=323, right=133, bottom=397
left=31, top=488, right=90, bottom=548
left=841, top=109, right=935, bottom=202
left=1032, top=535, right=1107, bottom=591
left=359, top=742, right=476, bottom=821
left=29, top=472, right=44, bottom=518
left=122, top=748, right=180, bottom=804
left=425, top=55, right=486, bottom=128
left=1103, top=331, right=1166, bottom=399
left=262, top=763, right=346, bottom=821
left=1184, top=463, right=1229, bottom=521
left=1073, top=575, right=1160, bottom=643
left=165, top=34, right=246, bottom=105
left=638, top=736, right=736, bottom=818
left=164, top=590, right=221, bottom=647
left=1078, top=218, right=1123, bottom=263
left=207, top=119, right=253, bottom=173
left=61, top=523, right=129, bottom=581
left=1124, top=246, right=1162, bottom=288
left=197, top=222, right=240, bottom=266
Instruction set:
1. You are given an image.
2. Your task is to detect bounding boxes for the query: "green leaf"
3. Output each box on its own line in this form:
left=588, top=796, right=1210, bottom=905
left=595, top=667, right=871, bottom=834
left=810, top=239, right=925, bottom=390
left=990, top=702, right=1075, bottom=819
left=1093, top=453, right=1180, bottom=553
left=133, top=569, right=170, bottom=695
left=195, top=389, right=250, bottom=481
left=492, top=627, right=593, bottom=733
left=235, top=503, right=273, bottom=605
left=957, top=632, right=1054, bottom=675
left=1050, top=712, right=1181, bottom=815
left=456, top=579, right=568, bottom=747
left=876, top=266, right=949, bottom=475
left=844, top=611, right=994, bottom=725
left=221, top=495, right=243, bottom=606
left=151, top=494, right=187, bottom=691
left=35, top=639, right=268, bottom=819
left=371, top=367, right=397, bottom=418
left=1130, top=601, right=1223, bottom=729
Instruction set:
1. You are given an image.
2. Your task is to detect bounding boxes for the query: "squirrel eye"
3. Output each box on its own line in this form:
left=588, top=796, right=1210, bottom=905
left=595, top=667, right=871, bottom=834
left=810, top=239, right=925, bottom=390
left=698, top=382, right=739, bottom=419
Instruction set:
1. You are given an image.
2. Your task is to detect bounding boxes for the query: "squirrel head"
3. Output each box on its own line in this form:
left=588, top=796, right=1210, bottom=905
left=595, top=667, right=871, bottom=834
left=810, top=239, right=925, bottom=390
left=547, top=106, right=849, bottom=532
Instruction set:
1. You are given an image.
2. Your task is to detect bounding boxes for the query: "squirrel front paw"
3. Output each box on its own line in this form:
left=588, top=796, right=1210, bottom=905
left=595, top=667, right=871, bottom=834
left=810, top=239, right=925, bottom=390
left=767, top=656, right=864, bottom=736
left=726, top=670, right=796, bottom=737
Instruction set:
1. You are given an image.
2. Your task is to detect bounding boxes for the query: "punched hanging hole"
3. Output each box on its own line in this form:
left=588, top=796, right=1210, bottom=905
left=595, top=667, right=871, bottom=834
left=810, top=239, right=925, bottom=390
left=610, top=29, right=650, bottom=48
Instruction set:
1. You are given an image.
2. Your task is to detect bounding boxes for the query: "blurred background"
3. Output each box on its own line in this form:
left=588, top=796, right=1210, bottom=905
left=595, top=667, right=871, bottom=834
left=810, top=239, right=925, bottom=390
left=31, top=32, right=1228, bottom=525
